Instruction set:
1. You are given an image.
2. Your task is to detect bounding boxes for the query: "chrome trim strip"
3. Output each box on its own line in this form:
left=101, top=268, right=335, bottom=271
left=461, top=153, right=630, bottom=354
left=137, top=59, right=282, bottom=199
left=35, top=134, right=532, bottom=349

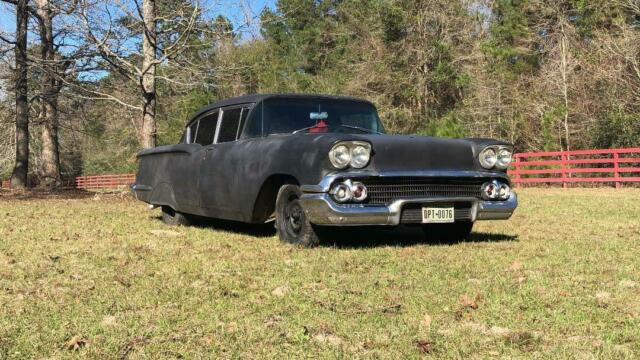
left=213, top=109, right=224, bottom=144
left=131, top=184, right=152, bottom=201
left=476, top=193, right=518, bottom=220
left=131, top=184, right=152, bottom=192
left=300, top=193, right=391, bottom=226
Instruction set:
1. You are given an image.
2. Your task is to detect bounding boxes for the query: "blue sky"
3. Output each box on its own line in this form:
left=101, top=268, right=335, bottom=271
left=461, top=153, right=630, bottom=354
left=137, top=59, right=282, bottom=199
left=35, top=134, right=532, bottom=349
left=0, top=0, right=276, bottom=39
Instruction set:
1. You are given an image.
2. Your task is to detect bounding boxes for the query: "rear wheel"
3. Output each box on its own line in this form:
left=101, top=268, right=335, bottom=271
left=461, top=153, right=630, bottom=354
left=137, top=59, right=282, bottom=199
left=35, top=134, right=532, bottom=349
left=422, top=221, right=473, bottom=242
left=161, top=206, right=191, bottom=226
left=275, top=184, right=321, bottom=247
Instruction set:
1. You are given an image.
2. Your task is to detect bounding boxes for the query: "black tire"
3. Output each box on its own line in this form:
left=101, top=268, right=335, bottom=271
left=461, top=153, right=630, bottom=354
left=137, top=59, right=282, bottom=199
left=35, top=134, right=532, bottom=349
left=161, top=206, right=191, bottom=226
left=275, top=184, right=321, bottom=247
left=422, top=221, right=473, bottom=242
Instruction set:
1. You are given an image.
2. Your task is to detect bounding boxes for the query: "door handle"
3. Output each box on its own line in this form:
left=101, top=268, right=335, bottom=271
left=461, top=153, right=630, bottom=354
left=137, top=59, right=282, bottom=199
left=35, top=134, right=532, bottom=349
left=203, top=147, right=216, bottom=160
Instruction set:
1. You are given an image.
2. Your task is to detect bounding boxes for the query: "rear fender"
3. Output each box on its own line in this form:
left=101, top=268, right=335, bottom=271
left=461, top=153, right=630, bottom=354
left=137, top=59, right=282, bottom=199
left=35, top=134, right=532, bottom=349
left=149, top=182, right=177, bottom=209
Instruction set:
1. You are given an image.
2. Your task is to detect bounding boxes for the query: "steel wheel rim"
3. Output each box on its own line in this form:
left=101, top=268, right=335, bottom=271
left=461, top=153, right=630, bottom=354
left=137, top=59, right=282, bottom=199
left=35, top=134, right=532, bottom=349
left=284, top=197, right=304, bottom=238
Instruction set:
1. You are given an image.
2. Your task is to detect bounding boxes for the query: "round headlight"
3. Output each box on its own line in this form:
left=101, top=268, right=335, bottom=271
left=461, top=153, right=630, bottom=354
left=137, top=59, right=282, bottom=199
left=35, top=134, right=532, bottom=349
left=350, top=145, right=371, bottom=168
left=496, top=148, right=513, bottom=169
left=482, top=181, right=498, bottom=200
left=498, top=183, right=511, bottom=200
left=329, top=144, right=351, bottom=169
left=479, top=147, right=498, bottom=169
left=330, top=183, right=352, bottom=202
left=351, top=182, right=368, bottom=202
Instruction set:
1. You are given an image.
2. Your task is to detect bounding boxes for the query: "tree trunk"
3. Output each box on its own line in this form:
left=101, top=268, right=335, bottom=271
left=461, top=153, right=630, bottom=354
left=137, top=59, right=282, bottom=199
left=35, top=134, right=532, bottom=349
left=10, top=0, right=30, bottom=189
left=37, top=0, right=62, bottom=187
left=559, top=21, right=570, bottom=152
left=140, top=0, right=157, bottom=149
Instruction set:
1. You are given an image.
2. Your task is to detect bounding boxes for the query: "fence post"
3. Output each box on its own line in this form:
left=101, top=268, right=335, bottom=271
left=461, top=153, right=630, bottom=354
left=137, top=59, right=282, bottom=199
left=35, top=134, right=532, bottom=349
left=513, top=155, right=521, bottom=189
left=613, top=152, right=621, bottom=189
left=561, top=153, right=568, bottom=189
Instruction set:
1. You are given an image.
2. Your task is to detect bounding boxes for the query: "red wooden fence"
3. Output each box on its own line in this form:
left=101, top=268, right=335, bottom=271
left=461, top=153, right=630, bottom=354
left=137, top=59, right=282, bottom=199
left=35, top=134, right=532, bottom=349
left=1, top=174, right=136, bottom=190
left=2, top=148, right=640, bottom=190
left=509, top=148, right=640, bottom=188
left=74, top=174, right=136, bottom=190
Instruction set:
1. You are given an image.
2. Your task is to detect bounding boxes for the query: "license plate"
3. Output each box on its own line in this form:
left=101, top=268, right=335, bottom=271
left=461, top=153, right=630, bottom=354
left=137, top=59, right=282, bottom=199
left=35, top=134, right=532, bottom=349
left=422, top=207, right=455, bottom=223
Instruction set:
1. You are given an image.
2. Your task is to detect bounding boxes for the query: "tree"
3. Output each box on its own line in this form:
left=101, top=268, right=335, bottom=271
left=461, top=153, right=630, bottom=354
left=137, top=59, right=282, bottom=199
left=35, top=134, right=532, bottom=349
left=34, top=0, right=62, bottom=186
left=77, top=0, right=201, bottom=149
left=140, top=0, right=157, bottom=149
left=7, top=0, right=30, bottom=189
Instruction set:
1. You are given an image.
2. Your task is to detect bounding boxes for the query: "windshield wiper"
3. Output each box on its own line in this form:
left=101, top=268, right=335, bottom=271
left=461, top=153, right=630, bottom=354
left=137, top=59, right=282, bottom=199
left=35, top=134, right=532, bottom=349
left=292, top=124, right=382, bottom=135
left=291, top=125, right=319, bottom=134
left=336, top=124, right=382, bottom=134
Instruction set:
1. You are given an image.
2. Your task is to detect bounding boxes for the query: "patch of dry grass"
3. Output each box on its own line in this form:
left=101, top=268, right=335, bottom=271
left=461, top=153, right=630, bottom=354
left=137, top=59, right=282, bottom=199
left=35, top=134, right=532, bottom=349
left=0, top=189, right=639, bottom=358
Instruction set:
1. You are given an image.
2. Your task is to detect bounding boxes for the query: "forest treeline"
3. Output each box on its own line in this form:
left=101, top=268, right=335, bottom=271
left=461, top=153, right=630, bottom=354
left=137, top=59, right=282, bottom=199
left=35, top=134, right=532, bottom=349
left=1, top=0, right=639, bottom=188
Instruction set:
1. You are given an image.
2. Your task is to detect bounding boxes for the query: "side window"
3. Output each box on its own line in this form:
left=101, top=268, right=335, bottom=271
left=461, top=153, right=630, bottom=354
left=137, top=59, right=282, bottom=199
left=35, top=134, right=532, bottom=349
left=194, top=111, right=219, bottom=145
left=185, top=121, right=199, bottom=144
left=241, top=102, right=262, bottom=139
left=217, top=107, right=242, bottom=143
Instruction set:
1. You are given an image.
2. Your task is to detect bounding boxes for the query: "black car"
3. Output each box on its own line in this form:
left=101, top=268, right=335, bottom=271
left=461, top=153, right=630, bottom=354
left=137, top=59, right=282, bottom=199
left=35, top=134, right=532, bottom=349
left=132, top=94, right=517, bottom=246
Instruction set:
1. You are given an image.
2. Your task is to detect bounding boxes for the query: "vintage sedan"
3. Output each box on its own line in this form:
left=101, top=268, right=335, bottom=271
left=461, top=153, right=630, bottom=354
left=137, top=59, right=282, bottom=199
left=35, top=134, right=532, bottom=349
left=132, top=94, right=517, bottom=246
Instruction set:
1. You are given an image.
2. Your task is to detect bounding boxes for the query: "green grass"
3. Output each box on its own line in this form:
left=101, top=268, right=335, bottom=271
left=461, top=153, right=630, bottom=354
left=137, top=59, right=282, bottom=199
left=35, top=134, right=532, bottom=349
left=0, top=189, right=639, bottom=359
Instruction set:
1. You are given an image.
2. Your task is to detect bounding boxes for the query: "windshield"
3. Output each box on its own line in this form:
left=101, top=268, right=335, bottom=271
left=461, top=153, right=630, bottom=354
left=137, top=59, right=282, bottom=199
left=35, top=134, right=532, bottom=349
left=259, top=98, right=385, bottom=135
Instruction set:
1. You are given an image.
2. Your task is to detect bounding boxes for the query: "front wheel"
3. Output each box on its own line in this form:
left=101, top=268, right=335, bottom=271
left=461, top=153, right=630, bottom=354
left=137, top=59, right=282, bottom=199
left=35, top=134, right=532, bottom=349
left=422, top=221, right=473, bottom=242
left=275, top=184, right=321, bottom=247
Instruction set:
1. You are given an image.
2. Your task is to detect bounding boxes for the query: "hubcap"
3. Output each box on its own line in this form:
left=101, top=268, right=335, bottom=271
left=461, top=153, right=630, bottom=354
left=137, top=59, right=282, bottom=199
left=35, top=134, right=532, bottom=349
left=284, top=198, right=304, bottom=236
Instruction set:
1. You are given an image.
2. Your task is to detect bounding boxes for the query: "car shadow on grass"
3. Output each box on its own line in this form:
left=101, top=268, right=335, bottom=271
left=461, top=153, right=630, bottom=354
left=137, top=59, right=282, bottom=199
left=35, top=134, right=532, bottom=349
left=155, top=215, right=278, bottom=238
left=0, top=188, right=111, bottom=200
left=316, top=226, right=518, bottom=249
left=157, top=214, right=518, bottom=247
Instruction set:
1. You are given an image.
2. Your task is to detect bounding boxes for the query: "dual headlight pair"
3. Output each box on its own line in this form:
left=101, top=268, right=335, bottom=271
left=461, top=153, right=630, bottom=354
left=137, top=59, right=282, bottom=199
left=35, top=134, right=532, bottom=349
left=330, top=142, right=513, bottom=171
left=482, top=180, right=511, bottom=201
left=329, top=141, right=371, bottom=169
left=330, top=179, right=368, bottom=203
left=479, top=146, right=513, bottom=170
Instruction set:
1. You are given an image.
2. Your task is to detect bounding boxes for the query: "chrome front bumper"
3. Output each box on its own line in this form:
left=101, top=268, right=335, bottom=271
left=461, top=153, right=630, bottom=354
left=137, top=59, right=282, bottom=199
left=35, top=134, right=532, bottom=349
left=299, top=191, right=518, bottom=226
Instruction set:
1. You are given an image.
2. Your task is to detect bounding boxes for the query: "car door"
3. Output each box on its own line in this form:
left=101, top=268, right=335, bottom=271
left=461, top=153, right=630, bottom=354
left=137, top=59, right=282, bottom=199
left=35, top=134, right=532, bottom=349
left=198, top=105, right=251, bottom=219
left=174, top=110, right=219, bottom=209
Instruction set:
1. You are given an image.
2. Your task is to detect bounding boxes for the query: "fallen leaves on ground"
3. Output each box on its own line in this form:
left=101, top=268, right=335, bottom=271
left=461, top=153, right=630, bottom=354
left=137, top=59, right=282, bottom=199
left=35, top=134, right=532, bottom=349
left=65, top=335, right=88, bottom=350
left=415, top=340, right=434, bottom=354
left=117, top=336, right=148, bottom=360
left=460, top=294, right=480, bottom=310
left=101, top=315, right=117, bottom=327
left=264, top=315, right=282, bottom=328
left=507, top=261, right=523, bottom=272
left=313, top=333, right=343, bottom=346
left=596, top=292, right=611, bottom=308
left=619, top=280, right=637, bottom=289
left=422, top=314, right=432, bottom=330
left=271, top=285, right=291, bottom=297
left=149, top=229, right=183, bottom=237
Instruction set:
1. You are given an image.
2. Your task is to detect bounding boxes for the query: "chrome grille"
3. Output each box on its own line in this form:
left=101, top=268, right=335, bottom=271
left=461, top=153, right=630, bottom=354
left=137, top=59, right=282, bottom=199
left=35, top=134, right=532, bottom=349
left=352, top=177, right=484, bottom=205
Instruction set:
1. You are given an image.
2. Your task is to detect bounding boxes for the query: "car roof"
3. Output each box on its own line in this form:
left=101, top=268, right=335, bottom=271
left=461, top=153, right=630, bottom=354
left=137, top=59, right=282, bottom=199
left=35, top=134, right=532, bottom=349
left=187, top=93, right=375, bottom=124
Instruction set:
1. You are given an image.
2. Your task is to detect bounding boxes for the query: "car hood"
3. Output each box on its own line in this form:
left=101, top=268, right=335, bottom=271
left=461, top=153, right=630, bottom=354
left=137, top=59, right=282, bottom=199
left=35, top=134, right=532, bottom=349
left=349, top=134, right=481, bottom=172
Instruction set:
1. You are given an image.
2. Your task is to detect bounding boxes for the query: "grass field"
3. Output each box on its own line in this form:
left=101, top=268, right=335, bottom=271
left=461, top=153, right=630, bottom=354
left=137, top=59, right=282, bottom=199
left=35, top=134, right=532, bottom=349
left=0, top=189, right=639, bottom=359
